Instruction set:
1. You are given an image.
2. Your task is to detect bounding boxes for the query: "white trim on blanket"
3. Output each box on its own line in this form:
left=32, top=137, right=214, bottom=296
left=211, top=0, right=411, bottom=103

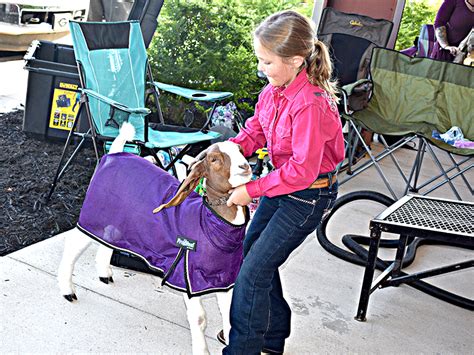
left=76, top=223, right=235, bottom=297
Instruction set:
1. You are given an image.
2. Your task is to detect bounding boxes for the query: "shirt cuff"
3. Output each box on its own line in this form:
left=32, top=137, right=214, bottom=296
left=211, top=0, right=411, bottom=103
left=245, top=180, right=261, bottom=199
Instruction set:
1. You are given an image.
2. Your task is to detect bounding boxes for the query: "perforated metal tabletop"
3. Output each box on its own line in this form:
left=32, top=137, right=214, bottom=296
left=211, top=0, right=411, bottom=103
left=372, top=195, right=474, bottom=238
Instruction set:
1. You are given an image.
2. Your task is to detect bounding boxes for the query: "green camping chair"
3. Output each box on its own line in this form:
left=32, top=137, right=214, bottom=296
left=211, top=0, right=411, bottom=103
left=342, top=48, right=473, bottom=200
left=47, top=20, right=232, bottom=200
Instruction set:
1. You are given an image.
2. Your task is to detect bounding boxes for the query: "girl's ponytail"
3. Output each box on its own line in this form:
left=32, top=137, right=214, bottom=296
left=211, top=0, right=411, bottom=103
left=255, top=10, right=339, bottom=102
left=307, top=39, right=339, bottom=103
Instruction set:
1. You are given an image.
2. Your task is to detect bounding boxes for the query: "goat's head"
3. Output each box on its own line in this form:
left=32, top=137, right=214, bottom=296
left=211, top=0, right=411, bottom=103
left=153, top=141, right=251, bottom=213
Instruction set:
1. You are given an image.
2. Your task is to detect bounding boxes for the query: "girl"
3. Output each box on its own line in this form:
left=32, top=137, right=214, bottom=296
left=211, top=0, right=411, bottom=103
left=223, top=10, right=345, bottom=355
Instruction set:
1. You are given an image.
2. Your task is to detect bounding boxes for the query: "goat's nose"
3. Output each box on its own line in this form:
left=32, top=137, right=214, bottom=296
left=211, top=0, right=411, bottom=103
left=239, top=163, right=251, bottom=173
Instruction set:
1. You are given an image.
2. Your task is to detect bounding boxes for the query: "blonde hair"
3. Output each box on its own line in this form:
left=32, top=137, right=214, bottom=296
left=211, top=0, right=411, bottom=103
left=254, top=10, right=339, bottom=103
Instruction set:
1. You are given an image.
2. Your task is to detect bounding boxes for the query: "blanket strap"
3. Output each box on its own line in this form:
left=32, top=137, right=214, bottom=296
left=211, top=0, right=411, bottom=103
left=161, top=247, right=185, bottom=286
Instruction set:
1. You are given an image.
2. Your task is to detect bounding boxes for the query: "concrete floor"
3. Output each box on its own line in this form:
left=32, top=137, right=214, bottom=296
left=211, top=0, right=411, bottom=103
left=1, top=57, right=473, bottom=354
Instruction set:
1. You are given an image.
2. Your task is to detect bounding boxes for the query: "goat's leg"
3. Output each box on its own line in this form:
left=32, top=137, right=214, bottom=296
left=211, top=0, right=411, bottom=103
left=183, top=295, right=210, bottom=355
left=95, top=244, right=114, bottom=284
left=216, top=290, right=233, bottom=345
left=57, top=228, right=92, bottom=301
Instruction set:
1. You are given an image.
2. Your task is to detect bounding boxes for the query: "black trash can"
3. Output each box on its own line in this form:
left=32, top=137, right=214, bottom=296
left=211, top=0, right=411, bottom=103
left=23, top=40, right=90, bottom=142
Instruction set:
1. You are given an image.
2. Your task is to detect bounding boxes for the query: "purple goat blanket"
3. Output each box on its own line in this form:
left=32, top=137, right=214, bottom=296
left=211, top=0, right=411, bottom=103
left=77, top=152, right=247, bottom=296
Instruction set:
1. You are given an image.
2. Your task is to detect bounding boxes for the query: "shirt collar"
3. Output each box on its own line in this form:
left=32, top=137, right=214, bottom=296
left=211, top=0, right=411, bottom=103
left=271, top=69, right=308, bottom=101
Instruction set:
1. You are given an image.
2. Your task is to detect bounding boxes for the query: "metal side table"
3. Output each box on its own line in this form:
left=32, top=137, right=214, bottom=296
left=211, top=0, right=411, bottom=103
left=355, top=194, right=474, bottom=322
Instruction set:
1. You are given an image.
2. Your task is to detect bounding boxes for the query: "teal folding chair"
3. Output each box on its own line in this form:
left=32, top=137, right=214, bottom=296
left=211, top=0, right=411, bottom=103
left=47, top=20, right=232, bottom=200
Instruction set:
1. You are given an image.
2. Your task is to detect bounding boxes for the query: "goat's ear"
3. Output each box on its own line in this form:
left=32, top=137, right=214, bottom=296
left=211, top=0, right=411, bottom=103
left=189, top=148, right=208, bottom=168
left=153, top=159, right=206, bottom=213
left=184, top=147, right=208, bottom=174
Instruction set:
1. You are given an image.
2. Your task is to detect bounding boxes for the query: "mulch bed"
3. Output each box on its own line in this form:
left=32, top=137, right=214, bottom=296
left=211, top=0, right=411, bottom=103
left=0, top=110, right=95, bottom=256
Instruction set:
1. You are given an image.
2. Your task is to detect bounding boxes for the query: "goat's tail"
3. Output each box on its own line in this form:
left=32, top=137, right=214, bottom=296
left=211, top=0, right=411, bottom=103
left=108, top=122, right=136, bottom=154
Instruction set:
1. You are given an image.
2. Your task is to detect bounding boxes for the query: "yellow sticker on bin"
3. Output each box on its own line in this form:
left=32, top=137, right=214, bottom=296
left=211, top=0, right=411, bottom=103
left=49, top=85, right=80, bottom=131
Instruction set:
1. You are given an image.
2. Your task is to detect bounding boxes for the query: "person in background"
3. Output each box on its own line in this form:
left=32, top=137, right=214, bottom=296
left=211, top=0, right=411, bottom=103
left=222, top=10, right=345, bottom=355
left=431, top=0, right=474, bottom=61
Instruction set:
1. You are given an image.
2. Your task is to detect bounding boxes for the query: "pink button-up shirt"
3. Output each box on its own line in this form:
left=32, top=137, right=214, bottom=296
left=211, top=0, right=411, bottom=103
left=230, top=70, right=345, bottom=198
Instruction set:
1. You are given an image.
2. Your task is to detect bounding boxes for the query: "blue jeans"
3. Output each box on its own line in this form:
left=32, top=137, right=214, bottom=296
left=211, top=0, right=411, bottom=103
left=223, top=183, right=338, bottom=355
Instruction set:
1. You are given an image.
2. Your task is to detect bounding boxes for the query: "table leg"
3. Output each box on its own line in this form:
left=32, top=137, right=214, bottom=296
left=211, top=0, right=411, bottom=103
left=392, top=234, right=408, bottom=279
left=355, top=226, right=381, bottom=322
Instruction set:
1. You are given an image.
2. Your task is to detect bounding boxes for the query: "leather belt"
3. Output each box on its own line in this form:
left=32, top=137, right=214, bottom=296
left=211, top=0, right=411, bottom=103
left=308, top=175, right=337, bottom=189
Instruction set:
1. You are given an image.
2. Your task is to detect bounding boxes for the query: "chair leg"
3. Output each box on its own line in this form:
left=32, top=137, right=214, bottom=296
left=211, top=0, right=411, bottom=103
left=45, top=105, right=85, bottom=202
left=83, top=102, right=100, bottom=164
left=423, top=141, right=462, bottom=200
left=201, top=102, right=218, bottom=131
left=350, top=121, right=399, bottom=200
left=346, top=125, right=359, bottom=175
left=446, top=152, right=473, bottom=194
left=378, top=135, right=411, bottom=186
left=405, top=137, right=425, bottom=194
left=166, top=147, right=178, bottom=177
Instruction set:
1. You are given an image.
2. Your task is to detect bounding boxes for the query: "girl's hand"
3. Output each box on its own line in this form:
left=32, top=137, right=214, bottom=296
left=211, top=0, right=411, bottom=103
left=227, top=185, right=252, bottom=206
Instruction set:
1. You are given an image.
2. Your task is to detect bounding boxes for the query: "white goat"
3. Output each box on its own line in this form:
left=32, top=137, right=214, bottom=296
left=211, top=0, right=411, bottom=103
left=57, top=122, right=252, bottom=354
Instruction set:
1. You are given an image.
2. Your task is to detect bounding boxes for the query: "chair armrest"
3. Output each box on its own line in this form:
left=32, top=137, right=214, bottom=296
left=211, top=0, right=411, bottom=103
left=81, top=88, right=150, bottom=115
left=151, top=81, right=233, bottom=102
left=340, top=79, right=373, bottom=114
left=341, top=78, right=372, bottom=96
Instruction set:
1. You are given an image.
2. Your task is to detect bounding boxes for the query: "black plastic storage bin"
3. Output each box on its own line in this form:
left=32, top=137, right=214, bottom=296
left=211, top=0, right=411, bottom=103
left=23, top=40, right=89, bottom=141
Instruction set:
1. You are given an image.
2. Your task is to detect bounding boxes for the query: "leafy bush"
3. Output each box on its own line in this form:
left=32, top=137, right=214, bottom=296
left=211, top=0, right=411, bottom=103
left=395, top=0, right=438, bottom=51
left=148, top=0, right=312, bottom=123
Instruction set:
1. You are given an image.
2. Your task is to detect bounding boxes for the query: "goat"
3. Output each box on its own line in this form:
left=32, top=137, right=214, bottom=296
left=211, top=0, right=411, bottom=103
left=57, top=122, right=252, bottom=354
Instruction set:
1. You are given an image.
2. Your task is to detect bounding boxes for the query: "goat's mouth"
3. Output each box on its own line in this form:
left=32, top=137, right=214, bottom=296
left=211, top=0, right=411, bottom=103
left=229, top=171, right=252, bottom=187
left=239, top=171, right=252, bottom=180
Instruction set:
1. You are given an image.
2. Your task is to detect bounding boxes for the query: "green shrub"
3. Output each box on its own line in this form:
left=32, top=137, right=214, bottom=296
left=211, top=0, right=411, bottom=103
left=148, top=0, right=312, bottom=123
left=395, top=0, right=438, bottom=51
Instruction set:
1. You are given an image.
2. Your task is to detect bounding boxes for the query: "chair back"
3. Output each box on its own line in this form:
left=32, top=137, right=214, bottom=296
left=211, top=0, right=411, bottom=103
left=69, top=21, right=148, bottom=139
left=317, top=7, right=393, bottom=85
left=352, top=48, right=474, bottom=156
left=326, top=33, right=374, bottom=86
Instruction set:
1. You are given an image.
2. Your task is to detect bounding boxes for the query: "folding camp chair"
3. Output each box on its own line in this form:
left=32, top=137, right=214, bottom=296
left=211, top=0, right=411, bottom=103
left=316, top=7, right=395, bottom=173
left=46, top=20, right=231, bottom=200
left=346, top=48, right=473, bottom=200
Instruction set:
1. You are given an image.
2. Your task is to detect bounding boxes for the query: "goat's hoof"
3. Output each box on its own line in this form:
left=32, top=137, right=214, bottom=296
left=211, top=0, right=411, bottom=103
left=63, top=294, right=77, bottom=302
left=99, top=276, right=114, bottom=284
